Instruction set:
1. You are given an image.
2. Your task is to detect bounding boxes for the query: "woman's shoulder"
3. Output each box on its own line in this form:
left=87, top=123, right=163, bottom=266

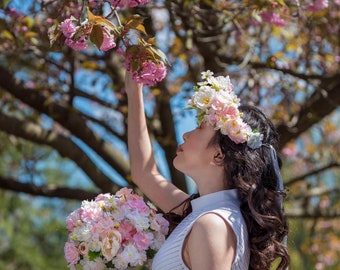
left=192, top=212, right=236, bottom=240
left=184, top=213, right=236, bottom=269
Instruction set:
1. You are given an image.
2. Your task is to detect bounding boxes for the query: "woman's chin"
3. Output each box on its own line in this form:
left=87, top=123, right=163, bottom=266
left=173, top=157, right=182, bottom=172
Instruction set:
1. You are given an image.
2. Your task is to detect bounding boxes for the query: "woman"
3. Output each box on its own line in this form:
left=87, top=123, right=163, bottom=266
left=126, top=70, right=290, bottom=270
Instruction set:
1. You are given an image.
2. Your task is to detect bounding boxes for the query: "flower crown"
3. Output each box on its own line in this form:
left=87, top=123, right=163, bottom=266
left=188, top=70, right=263, bottom=149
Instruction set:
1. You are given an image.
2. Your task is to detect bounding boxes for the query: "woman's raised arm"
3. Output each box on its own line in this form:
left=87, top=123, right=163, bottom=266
left=125, top=72, right=189, bottom=214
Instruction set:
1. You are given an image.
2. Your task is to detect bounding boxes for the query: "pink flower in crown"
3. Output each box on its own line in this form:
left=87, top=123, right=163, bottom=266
left=100, top=28, right=116, bottom=51
left=133, top=231, right=153, bottom=250
left=60, top=19, right=76, bottom=38
left=205, top=109, right=219, bottom=127
left=222, top=119, right=251, bottom=144
left=220, top=105, right=239, bottom=120
left=210, top=96, right=225, bottom=112
left=64, top=242, right=80, bottom=265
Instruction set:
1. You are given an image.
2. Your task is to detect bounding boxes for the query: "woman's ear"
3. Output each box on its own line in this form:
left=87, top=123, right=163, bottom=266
left=213, top=149, right=225, bottom=164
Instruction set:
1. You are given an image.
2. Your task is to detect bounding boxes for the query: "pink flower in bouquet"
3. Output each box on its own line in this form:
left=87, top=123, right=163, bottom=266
left=66, top=208, right=82, bottom=230
left=64, top=188, right=169, bottom=269
left=101, top=230, right=122, bottom=261
left=64, top=242, right=80, bottom=265
left=133, top=231, right=153, bottom=250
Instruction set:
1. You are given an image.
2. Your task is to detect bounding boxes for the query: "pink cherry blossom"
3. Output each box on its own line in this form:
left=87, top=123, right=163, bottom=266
left=65, top=36, right=88, bottom=51
left=100, top=28, right=116, bottom=51
left=108, top=0, right=151, bottom=8
left=308, top=0, right=329, bottom=12
left=260, top=11, right=286, bottom=27
left=60, top=19, right=76, bottom=38
left=133, top=61, right=167, bottom=87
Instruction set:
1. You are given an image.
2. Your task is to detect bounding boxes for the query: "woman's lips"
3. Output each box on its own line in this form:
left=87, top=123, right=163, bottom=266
left=176, top=145, right=183, bottom=154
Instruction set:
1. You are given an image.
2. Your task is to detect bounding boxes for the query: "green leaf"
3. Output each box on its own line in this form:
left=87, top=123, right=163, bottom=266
left=90, top=25, right=104, bottom=50
left=87, top=7, right=117, bottom=31
left=47, top=23, right=61, bottom=47
left=146, top=248, right=157, bottom=259
left=88, top=250, right=100, bottom=261
left=124, top=15, right=147, bottom=35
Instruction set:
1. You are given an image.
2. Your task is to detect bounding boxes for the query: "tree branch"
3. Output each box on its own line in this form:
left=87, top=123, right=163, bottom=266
left=285, top=162, right=340, bottom=187
left=0, top=66, right=130, bottom=180
left=0, top=175, right=98, bottom=201
left=286, top=208, right=340, bottom=219
left=277, top=79, right=340, bottom=148
left=0, top=111, right=122, bottom=192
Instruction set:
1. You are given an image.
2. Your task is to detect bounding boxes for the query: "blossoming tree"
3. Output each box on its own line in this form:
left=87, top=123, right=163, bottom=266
left=0, top=0, right=339, bottom=269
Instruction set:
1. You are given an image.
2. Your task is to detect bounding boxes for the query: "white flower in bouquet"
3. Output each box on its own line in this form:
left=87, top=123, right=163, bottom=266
left=64, top=188, right=169, bottom=269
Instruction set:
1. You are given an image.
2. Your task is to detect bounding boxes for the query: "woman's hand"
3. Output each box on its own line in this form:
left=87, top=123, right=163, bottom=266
left=125, top=71, right=143, bottom=97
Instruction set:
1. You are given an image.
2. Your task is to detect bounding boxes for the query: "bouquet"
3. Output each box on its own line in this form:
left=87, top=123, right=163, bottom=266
left=64, top=188, right=169, bottom=270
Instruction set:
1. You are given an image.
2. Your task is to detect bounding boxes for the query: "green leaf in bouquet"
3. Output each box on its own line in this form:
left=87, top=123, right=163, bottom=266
left=146, top=248, right=157, bottom=259
left=88, top=250, right=101, bottom=261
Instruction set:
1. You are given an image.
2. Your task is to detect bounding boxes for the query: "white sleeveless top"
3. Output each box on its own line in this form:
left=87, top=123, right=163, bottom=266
left=152, top=189, right=250, bottom=270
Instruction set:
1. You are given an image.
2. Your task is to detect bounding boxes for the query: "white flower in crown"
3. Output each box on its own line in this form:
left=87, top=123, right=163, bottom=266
left=188, top=70, right=263, bottom=149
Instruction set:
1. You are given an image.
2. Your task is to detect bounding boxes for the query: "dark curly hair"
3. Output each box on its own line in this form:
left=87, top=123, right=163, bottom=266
left=164, top=104, right=290, bottom=270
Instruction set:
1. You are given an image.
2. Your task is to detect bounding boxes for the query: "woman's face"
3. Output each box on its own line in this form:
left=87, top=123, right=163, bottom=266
left=173, top=121, right=220, bottom=176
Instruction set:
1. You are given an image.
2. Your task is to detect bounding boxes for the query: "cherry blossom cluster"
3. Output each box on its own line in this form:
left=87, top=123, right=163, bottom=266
left=59, top=18, right=116, bottom=51
left=64, top=188, right=169, bottom=269
left=52, top=0, right=167, bottom=86
left=108, top=0, right=151, bottom=8
left=188, top=71, right=263, bottom=149
left=121, top=47, right=167, bottom=87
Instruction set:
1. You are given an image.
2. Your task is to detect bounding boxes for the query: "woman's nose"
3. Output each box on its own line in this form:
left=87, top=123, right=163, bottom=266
left=182, top=129, right=193, bottom=141
left=182, top=131, right=189, bottom=141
